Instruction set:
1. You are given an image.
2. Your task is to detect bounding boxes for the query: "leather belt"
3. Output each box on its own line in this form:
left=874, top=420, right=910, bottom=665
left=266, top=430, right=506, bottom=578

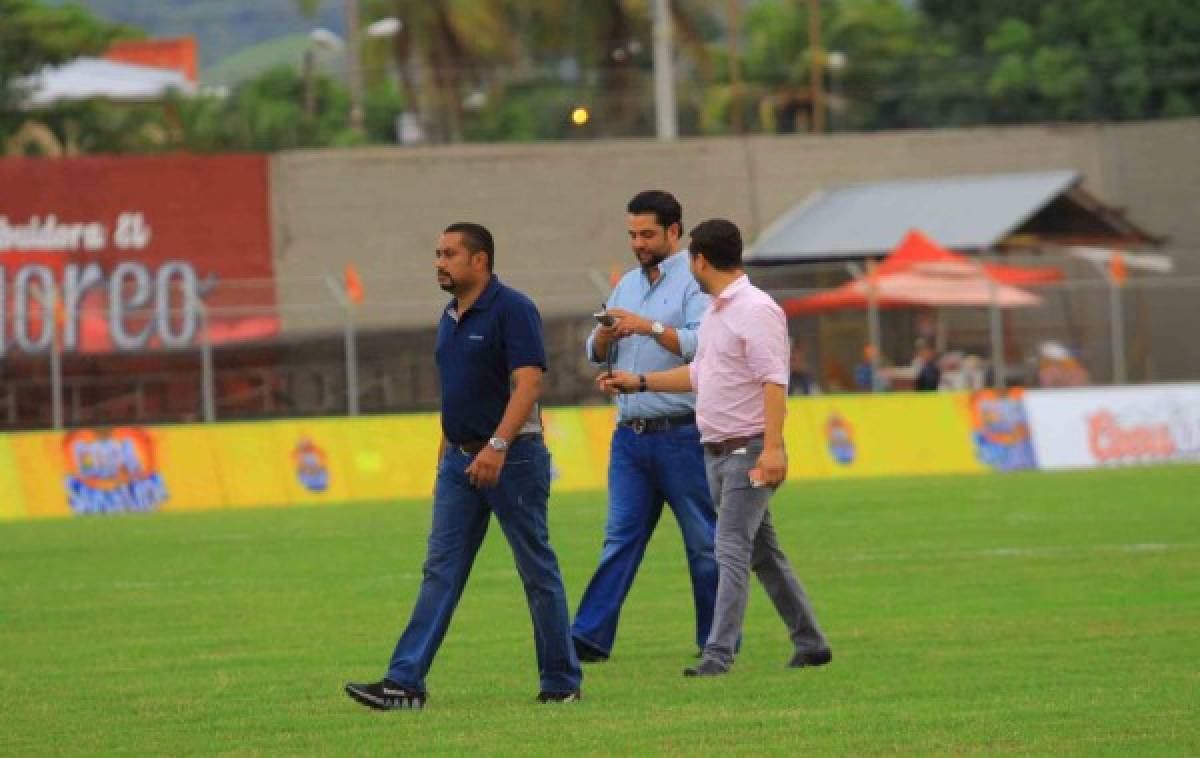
left=455, top=433, right=541, bottom=455
left=618, top=413, right=696, bottom=434
left=703, top=435, right=762, bottom=456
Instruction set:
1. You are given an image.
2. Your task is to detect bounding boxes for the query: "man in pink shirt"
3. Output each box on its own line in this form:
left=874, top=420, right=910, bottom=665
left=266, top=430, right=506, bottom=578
left=600, top=219, right=830, bottom=677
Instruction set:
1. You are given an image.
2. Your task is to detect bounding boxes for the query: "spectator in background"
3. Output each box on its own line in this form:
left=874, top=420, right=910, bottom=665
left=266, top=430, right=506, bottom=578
left=788, top=340, right=820, bottom=395
left=914, top=340, right=941, bottom=391
left=1038, top=341, right=1090, bottom=387
left=853, top=343, right=883, bottom=392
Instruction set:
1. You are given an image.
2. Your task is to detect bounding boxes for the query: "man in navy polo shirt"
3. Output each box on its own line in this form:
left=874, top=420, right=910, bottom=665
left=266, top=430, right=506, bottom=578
left=345, top=222, right=582, bottom=710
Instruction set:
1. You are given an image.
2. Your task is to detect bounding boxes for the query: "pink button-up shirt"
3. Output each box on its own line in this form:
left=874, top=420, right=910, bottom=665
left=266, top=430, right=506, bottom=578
left=689, top=275, right=790, bottom=443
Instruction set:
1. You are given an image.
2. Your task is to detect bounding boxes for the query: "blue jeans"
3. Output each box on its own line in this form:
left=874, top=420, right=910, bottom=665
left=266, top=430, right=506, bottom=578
left=571, top=423, right=718, bottom=656
left=386, top=436, right=582, bottom=694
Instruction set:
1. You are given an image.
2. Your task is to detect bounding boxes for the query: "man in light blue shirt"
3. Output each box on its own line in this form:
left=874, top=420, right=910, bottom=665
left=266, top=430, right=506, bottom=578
left=571, top=190, right=718, bottom=662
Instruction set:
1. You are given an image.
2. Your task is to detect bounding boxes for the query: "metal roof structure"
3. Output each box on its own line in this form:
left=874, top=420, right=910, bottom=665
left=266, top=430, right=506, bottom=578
left=22, top=57, right=195, bottom=107
left=747, top=170, right=1154, bottom=265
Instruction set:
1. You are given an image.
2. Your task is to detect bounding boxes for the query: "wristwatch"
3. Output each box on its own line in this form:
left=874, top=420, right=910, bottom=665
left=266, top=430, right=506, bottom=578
left=487, top=436, right=508, bottom=452
left=650, top=321, right=665, bottom=337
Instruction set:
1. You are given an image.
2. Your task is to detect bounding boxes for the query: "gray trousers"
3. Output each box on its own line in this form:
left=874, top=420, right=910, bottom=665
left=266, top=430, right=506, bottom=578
left=702, top=437, right=828, bottom=669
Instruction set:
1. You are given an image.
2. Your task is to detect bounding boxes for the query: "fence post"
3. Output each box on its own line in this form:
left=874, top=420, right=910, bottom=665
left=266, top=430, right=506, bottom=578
left=866, top=281, right=882, bottom=392
left=50, top=308, right=63, bottom=429
left=1109, top=277, right=1126, bottom=385
left=197, top=295, right=215, bottom=423
left=323, top=274, right=358, bottom=416
left=987, top=253, right=1006, bottom=389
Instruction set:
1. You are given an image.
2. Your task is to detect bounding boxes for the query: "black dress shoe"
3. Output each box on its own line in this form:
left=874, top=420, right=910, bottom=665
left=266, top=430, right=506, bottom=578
left=537, top=690, right=582, bottom=703
left=787, top=648, right=833, bottom=668
left=573, top=638, right=609, bottom=663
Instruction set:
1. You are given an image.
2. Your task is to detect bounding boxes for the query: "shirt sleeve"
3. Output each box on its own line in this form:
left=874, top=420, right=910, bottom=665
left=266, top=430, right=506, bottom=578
left=585, top=283, right=620, bottom=365
left=676, top=281, right=708, bottom=362
left=503, top=296, right=547, bottom=373
left=742, top=302, right=790, bottom=387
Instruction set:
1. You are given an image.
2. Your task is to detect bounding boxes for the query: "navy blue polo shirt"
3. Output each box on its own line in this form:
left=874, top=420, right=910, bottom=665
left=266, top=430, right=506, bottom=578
left=436, top=276, right=547, bottom=445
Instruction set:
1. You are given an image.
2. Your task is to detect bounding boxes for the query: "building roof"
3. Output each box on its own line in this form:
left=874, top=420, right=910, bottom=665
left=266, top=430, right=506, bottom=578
left=23, top=57, right=196, bottom=107
left=106, top=38, right=199, bottom=83
left=748, top=170, right=1082, bottom=264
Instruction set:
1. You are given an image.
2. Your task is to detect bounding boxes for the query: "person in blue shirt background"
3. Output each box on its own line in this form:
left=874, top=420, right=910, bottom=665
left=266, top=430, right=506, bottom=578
left=345, top=222, right=582, bottom=709
left=571, top=190, right=718, bottom=662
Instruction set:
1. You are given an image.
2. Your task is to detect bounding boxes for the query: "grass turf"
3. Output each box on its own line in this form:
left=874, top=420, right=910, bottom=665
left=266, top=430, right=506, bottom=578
left=2, top=466, right=1198, bottom=754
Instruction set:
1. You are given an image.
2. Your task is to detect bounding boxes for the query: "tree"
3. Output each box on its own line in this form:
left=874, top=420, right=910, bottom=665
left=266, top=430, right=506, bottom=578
left=0, top=0, right=139, bottom=146
left=924, top=0, right=1200, bottom=121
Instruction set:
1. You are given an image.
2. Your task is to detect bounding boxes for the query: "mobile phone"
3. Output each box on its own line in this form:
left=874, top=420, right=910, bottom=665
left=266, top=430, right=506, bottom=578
left=593, top=311, right=615, bottom=327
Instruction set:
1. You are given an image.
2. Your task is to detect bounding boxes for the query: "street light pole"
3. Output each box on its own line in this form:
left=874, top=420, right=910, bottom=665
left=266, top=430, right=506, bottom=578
left=808, top=0, right=826, bottom=134
left=727, top=0, right=743, bottom=134
left=652, top=0, right=678, bottom=141
left=344, top=0, right=365, bottom=134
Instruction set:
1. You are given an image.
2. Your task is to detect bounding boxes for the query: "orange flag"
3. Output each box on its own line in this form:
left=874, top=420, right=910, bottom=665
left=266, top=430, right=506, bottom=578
left=344, top=263, right=364, bottom=305
left=1107, top=251, right=1127, bottom=287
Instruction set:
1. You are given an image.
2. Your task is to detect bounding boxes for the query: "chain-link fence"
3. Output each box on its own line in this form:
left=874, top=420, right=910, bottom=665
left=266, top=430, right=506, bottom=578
left=2, top=261, right=1196, bottom=431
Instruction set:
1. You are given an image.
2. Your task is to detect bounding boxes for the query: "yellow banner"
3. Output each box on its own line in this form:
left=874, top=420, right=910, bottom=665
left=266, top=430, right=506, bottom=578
left=0, top=394, right=985, bottom=520
left=785, top=393, right=985, bottom=479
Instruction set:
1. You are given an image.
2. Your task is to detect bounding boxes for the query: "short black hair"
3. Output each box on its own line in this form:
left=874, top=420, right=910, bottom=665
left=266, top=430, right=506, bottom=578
left=688, top=219, right=743, bottom=271
left=627, top=190, right=683, bottom=237
left=444, top=222, right=494, bottom=271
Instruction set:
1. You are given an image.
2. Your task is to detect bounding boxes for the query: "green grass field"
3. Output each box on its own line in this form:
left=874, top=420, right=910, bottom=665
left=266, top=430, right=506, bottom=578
left=2, top=466, right=1198, bottom=755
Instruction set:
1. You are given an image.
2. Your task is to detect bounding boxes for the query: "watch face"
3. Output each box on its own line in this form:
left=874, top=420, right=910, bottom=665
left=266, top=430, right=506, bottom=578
left=652, top=321, right=665, bottom=335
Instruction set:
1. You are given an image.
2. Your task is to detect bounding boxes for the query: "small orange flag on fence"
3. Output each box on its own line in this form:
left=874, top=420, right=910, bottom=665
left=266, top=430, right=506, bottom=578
left=1107, top=251, right=1127, bottom=287
left=344, top=263, right=364, bottom=305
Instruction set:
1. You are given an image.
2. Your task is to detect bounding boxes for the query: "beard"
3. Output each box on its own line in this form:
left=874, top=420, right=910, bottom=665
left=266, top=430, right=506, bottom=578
left=637, top=249, right=669, bottom=270
left=437, top=272, right=456, bottom=292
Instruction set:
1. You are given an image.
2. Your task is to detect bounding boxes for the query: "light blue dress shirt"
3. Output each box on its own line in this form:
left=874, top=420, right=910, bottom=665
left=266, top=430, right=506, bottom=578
left=586, top=251, right=709, bottom=421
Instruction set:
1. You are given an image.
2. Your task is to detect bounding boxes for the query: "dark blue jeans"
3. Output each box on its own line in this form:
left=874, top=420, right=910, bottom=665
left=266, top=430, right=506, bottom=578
left=386, top=436, right=582, bottom=694
left=571, top=423, right=718, bottom=656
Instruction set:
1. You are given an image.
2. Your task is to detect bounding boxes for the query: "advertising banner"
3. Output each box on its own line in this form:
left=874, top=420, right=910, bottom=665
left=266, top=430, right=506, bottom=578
left=27, top=387, right=1200, bottom=521
left=1023, top=384, right=1200, bottom=469
left=785, top=393, right=985, bottom=479
left=967, top=388, right=1038, bottom=472
left=0, top=154, right=277, bottom=355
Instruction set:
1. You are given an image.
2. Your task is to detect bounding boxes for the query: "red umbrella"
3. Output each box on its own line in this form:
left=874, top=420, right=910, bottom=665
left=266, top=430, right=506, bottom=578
left=781, top=229, right=1061, bottom=316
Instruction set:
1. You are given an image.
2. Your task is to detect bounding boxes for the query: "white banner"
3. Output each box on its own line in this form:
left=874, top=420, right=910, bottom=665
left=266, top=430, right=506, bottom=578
left=1024, top=384, right=1200, bottom=469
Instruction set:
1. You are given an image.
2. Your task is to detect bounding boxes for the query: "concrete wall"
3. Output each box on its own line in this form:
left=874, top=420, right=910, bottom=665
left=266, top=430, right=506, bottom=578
left=268, top=119, right=1199, bottom=377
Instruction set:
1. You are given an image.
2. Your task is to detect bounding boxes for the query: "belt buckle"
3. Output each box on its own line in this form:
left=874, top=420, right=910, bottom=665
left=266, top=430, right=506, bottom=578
left=631, top=419, right=646, bottom=434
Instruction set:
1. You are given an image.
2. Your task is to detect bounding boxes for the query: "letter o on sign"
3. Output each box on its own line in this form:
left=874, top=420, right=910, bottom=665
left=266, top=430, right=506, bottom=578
left=14, top=265, right=56, bottom=353
left=157, top=262, right=199, bottom=349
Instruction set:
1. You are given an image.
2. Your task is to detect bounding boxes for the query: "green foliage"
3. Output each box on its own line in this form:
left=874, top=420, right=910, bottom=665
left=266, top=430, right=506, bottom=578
left=723, top=0, right=1200, bottom=134
left=173, top=66, right=361, bottom=152
left=0, top=0, right=136, bottom=132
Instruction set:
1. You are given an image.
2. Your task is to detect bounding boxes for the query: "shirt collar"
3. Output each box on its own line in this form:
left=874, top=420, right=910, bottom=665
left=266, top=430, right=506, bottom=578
left=641, top=250, right=685, bottom=284
left=447, top=275, right=502, bottom=320
left=712, top=274, right=750, bottom=309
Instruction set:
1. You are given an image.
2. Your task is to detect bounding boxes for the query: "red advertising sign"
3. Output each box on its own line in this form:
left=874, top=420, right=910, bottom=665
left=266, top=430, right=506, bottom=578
left=0, top=154, right=278, bottom=354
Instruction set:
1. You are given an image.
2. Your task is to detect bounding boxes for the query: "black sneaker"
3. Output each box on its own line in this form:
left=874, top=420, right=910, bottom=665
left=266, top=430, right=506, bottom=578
left=787, top=648, right=833, bottom=668
left=572, top=638, right=609, bottom=663
left=344, top=679, right=427, bottom=710
left=683, top=659, right=729, bottom=677
left=537, top=690, right=582, bottom=703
